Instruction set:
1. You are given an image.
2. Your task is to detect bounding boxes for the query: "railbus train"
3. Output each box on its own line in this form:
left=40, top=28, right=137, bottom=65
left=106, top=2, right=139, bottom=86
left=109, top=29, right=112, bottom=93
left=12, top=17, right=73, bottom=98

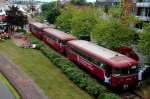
left=29, top=22, right=49, bottom=40
left=29, top=22, right=140, bottom=89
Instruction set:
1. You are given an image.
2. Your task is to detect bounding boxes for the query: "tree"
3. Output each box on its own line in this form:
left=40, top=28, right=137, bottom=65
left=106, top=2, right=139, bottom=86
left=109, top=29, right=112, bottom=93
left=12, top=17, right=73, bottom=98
left=108, top=5, right=122, bottom=18
left=41, top=2, right=56, bottom=12
left=91, top=19, right=135, bottom=49
left=56, top=5, right=76, bottom=33
left=108, top=1, right=135, bottom=25
left=139, top=23, right=150, bottom=57
left=90, top=1, right=136, bottom=49
left=47, top=8, right=60, bottom=24
left=6, top=6, right=28, bottom=29
left=38, top=2, right=58, bottom=22
left=71, top=7, right=99, bottom=40
left=71, top=0, right=87, bottom=5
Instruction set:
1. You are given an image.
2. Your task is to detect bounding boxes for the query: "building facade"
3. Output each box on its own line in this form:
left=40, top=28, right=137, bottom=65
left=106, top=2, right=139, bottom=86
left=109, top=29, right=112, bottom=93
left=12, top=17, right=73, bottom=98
left=127, top=0, right=150, bottom=30
left=96, top=0, right=120, bottom=8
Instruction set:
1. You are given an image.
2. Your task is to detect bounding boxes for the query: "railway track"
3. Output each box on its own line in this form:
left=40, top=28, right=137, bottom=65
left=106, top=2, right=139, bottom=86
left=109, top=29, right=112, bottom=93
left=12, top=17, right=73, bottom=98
left=120, top=90, right=144, bottom=99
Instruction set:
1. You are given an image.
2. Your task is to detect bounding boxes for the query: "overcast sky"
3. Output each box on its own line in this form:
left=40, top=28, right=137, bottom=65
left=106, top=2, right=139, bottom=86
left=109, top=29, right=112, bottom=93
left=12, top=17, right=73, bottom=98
left=40, top=0, right=96, bottom=2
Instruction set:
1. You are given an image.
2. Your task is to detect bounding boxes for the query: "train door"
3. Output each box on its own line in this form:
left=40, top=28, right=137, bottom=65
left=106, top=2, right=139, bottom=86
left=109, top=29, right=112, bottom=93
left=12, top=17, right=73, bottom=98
left=104, top=65, right=112, bottom=84
left=53, top=39, right=60, bottom=51
left=59, top=41, right=66, bottom=53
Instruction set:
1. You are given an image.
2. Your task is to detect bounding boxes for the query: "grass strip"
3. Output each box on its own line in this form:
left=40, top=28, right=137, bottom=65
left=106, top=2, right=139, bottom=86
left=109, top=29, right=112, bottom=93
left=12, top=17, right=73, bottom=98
left=0, top=73, right=20, bottom=99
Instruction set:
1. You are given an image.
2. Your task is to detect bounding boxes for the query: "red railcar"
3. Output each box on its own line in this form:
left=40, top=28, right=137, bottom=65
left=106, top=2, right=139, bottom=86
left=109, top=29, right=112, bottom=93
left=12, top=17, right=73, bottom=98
left=0, top=16, right=7, bottom=22
left=29, top=22, right=49, bottom=39
left=42, top=28, right=77, bottom=53
left=115, top=47, right=139, bottom=61
left=29, top=22, right=140, bottom=89
left=66, top=40, right=138, bottom=89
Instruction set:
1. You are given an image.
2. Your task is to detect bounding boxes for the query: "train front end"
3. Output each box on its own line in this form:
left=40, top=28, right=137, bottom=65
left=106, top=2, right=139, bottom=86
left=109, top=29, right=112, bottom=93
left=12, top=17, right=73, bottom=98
left=110, top=57, right=139, bottom=90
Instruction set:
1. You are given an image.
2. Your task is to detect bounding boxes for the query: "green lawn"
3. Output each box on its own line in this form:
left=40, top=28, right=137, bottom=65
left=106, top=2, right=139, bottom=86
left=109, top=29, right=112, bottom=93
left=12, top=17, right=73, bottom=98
left=0, top=40, right=93, bottom=99
left=0, top=73, right=20, bottom=99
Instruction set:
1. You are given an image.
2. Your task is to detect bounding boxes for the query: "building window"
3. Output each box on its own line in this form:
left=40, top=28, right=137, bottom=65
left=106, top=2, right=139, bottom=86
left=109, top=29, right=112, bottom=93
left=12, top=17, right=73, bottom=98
left=146, top=8, right=150, bottom=16
left=141, top=0, right=150, bottom=2
left=131, top=0, right=137, bottom=3
left=141, top=8, right=146, bottom=16
left=131, top=7, right=136, bottom=15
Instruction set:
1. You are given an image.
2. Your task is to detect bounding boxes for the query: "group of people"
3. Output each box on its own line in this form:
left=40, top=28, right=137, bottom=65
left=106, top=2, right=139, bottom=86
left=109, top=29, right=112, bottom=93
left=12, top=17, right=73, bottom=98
left=0, top=32, right=10, bottom=41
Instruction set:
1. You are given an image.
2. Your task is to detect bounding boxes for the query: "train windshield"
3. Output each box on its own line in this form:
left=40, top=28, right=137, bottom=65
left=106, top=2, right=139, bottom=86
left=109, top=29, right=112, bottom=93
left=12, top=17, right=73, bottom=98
left=0, top=24, right=4, bottom=31
left=112, top=66, right=138, bottom=76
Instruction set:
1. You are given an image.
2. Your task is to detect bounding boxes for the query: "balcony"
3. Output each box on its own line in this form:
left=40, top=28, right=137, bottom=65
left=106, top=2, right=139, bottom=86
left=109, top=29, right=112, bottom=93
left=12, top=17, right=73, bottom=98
left=136, top=2, right=150, bottom=7
left=136, top=16, right=150, bottom=21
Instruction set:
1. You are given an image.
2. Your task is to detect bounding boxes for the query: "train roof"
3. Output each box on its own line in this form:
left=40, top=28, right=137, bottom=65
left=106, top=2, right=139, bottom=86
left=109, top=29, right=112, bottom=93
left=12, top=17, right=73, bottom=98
left=43, top=28, right=77, bottom=41
left=68, top=40, right=137, bottom=69
left=30, top=22, right=49, bottom=29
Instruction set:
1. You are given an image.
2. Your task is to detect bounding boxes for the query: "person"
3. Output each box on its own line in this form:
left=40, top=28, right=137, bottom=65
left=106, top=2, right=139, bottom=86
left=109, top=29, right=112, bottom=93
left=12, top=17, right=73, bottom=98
left=138, top=70, right=143, bottom=81
left=104, top=73, right=110, bottom=84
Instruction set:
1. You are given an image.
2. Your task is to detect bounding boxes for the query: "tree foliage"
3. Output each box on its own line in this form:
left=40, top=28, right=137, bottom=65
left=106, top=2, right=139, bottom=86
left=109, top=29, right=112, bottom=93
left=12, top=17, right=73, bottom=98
left=90, top=2, right=136, bottom=49
left=55, top=3, right=136, bottom=49
left=40, top=2, right=60, bottom=24
left=71, top=7, right=99, bottom=40
left=139, top=23, right=150, bottom=56
left=108, top=5, right=122, bottom=18
left=41, top=2, right=56, bottom=12
left=91, top=19, right=135, bottom=49
left=71, top=0, right=87, bottom=5
left=47, top=8, right=60, bottom=24
left=6, top=6, right=28, bottom=28
left=56, top=5, right=76, bottom=33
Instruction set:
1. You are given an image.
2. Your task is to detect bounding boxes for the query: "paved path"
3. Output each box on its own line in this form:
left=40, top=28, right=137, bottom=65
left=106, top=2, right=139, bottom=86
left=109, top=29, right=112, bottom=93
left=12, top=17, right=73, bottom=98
left=0, top=53, right=48, bottom=99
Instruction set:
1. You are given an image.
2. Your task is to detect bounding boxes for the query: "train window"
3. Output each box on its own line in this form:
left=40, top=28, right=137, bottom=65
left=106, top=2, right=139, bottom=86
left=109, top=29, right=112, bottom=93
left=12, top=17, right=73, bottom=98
left=112, top=66, right=138, bottom=76
left=130, top=66, right=138, bottom=74
left=121, top=69, right=129, bottom=75
left=121, top=66, right=138, bottom=75
left=70, top=46, right=92, bottom=61
left=60, top=41, right=65, bottom=46
left=112, top=68, right=121, bottom=76
left=32, top=26, right=40, bottom=33
left=69, top=45, right=105, bottom=69
left=44, top=32, right=59, bottom=42
left=96, top=61, right=104, bottom=69
left=100, top=63, right=105, bottom=68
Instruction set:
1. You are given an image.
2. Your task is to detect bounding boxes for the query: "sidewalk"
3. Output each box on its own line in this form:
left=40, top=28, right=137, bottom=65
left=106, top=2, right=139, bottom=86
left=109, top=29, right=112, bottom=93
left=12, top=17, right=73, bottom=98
left=0, top=53, right=48, bottom=99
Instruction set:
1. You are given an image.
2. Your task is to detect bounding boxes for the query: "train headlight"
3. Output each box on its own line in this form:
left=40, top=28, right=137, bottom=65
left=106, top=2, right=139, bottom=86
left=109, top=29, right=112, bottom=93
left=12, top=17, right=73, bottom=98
left=123, top=85, right=128, bottom=90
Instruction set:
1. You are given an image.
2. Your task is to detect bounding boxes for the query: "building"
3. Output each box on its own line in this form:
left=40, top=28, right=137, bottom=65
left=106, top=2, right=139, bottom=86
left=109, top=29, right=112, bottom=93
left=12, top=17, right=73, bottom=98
left=126, top=0, right=150, bottom=30
left=96, top=0, right=120, bottom=8
left=136, top=0, right=150, bottom=30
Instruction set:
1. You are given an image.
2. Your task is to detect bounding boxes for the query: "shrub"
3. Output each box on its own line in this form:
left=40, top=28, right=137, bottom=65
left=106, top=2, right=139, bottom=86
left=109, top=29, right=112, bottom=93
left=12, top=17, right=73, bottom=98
left=15, top=29, right=26, bottom=34
left=46, top=8, right=61, bottom=24
left=97, top=93, right=118, bottom=99
left=29, top=34, right=118, bottom=99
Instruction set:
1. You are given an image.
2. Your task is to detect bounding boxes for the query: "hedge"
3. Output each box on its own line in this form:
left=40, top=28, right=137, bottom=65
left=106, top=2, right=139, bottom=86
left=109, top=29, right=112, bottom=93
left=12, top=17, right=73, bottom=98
left=28, top=34, right=118, bottom=99
left=15, top=29, right=26, bottom=34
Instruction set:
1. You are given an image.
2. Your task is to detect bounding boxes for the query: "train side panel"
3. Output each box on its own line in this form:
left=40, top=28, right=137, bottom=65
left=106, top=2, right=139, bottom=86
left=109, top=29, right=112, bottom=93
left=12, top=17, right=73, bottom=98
left=43, top=35, right=60, bottom=51
left=66, top=48, right=105, bottom=81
